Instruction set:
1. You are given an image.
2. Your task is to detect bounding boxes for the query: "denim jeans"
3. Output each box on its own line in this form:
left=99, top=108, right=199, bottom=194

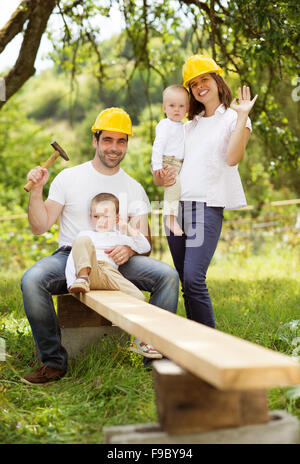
left=21, top=248, right=179, bottom=370
left=166, top=202, right=223, bottom=328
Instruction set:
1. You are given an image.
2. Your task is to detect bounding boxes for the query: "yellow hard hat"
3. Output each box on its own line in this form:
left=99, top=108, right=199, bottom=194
left=182, top=55, right=223, bottom=88
left=92, top=107, right=133, bottom=136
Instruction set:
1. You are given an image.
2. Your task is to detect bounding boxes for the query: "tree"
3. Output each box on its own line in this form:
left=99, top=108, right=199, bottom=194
left=0, top=0, right=57, bottom=109
left=1, top=0, right=299, bottom=170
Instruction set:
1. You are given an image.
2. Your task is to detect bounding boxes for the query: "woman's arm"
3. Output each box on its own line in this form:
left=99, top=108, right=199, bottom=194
left=226, top=86, right=257, bottom=166
left=225, top=119, right=251, bottom=166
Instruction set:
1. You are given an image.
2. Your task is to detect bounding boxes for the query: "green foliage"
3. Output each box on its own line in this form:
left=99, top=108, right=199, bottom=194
left=0, top=94, right=62, bottom=271
left=0, top=3, right=299, bottom=442
left=278, top=320, right=300, bottom=357
left=1, top=0, right=300, bottom=170
left=0, top=94, right=65, bottom=211
left=0, top=1, right=299, bottom=274
left=45, top=0, right=300, bottom=171
left=124, top=129, right=160, bottom=201
left=0, top=275, right=155, bottom=443
left=0, top=210, right=58, bottom=272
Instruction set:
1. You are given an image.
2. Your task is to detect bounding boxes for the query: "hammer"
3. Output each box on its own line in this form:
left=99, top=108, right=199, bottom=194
left=24, top=141, right=69, bottom=192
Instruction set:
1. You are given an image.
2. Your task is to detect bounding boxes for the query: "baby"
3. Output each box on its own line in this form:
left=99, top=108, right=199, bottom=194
left=66, top=192, right=162, bottom=359
left=151, top=84, right=189, bottom=235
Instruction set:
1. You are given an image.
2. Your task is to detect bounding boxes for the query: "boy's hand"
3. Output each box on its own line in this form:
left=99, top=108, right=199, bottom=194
left=157, top=167, right=167, bottom=178
left=153, top=165, right=176, bottom=186
left=162, top=165, right=176, bottom=186
left=118, top=219, right=139, bottom=236
left=105, top=245, right=135, bottom=265
left=117, top=219, right=129, bottom=234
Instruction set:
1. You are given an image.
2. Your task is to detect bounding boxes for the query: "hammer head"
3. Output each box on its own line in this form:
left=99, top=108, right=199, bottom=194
left=51, top=141, right=69, bottom=161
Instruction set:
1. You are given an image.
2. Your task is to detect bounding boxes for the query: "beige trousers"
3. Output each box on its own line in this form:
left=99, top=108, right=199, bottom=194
left=72, top=235, right=146, bottom=301
left=162, top=155, right=183, bottom=217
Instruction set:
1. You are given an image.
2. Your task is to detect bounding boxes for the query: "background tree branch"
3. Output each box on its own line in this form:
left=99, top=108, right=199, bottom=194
left=0, top=0, right=32, bottom=54
left=0, top=0, right=57, bottom=109
left=0, top=0, right=299, bottom=171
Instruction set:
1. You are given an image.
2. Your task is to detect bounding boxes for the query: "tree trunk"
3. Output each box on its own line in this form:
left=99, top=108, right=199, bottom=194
left=0, top=0, right=57, bottom=109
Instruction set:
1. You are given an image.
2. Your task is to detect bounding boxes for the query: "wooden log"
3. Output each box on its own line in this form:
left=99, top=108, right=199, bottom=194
left=74, top=291, right=300, bottom=390
left=153, top=360, right=269, bottom=435
left=57, top=294, right=111, bottom=328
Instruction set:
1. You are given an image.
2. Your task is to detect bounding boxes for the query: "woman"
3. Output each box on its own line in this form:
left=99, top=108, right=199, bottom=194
left=154, top=55, right=257, bottom=327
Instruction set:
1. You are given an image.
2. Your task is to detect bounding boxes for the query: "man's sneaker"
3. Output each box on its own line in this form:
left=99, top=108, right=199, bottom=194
left=130, top=338, right=163, bottom=359
left=22, top=365, right=66, bottom=385
left=68, top=277, right=90, bottom=294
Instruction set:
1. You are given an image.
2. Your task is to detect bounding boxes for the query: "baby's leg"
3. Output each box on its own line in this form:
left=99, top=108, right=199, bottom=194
left=162, top=158, right=183, bottom=236
left=165, top=214, right=184, bottom=236
left=163, top=182, right=184, bottom=236
left=102, top=265, right=146, bottom=301
left=71, top=236, right=101, bottom=291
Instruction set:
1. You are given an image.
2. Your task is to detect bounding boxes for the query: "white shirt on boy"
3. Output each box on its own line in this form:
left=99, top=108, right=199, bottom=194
left=151, top=118, right=185, bottom=171
left=65, top=229, right=151, bottom=288
left=48, top=161, right=151, bottom=247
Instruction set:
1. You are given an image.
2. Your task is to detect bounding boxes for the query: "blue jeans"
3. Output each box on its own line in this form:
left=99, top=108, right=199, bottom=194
left=21, top=247, right=179, bottom=370
left=166, top=202, right=223, bottom=328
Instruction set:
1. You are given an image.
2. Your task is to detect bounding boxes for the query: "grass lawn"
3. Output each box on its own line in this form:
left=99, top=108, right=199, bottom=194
left=0, top=245, right=299, bottom=444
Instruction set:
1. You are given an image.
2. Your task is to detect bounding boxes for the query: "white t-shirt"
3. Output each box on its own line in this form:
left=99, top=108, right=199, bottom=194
left=151, top=118, right=185, bottom=171
left=65, top=229, right=151, bottom=288
left=180, top=105, right=252, bottom=209
left=48, top=161, right=151, bottom=246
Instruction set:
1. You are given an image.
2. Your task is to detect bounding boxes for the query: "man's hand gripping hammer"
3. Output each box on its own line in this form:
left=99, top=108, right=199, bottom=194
left=24, top=141, right=69, bottom=192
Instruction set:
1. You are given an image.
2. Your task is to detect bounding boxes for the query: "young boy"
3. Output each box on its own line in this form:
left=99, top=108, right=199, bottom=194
left=66, top=192, right=162, bottom=359
left=151, top=85, right=189, bottom=235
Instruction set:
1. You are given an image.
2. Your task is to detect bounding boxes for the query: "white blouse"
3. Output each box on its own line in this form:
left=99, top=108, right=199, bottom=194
left=180, top=104, right=252, bottom=210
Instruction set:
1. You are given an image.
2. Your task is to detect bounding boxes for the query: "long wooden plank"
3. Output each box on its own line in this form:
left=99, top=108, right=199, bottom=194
left=75, top=291, right=300, bottom=390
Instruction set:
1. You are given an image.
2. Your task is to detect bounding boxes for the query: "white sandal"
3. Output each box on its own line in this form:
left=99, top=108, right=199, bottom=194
left=68, top=276, right=90, bottom=294
left=130, top=338, right=163, bottom=359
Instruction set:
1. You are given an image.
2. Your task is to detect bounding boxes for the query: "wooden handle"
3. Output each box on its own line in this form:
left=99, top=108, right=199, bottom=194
left=41, top=151, right=60, bottom=169
left=24, top=179, right=35, bottom=192
left=24, top=152, right=60, bottom=192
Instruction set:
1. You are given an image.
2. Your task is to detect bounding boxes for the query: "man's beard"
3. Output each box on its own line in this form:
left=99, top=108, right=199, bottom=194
left=97, top=148, right=125, bottom=168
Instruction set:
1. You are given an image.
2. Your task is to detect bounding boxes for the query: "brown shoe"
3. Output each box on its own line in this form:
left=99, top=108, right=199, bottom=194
left=22, top=365, right=66, bottom=385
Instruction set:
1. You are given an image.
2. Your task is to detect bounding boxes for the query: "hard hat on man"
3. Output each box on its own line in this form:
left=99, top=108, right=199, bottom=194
left=92, top=107, right=133, bottom=136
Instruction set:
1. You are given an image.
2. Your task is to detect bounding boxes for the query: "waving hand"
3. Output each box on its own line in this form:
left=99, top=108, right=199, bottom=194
left=232, top=86, right=258, bottom=115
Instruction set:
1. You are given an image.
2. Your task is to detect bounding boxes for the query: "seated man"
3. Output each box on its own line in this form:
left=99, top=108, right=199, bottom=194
left=21, top=107, right=179, bottom=385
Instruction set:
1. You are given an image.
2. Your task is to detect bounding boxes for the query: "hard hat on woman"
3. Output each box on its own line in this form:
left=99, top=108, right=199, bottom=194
left=182, top=55, right=223, bottom=89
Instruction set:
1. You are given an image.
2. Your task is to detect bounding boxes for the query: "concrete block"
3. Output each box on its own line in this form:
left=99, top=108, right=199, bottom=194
left=35, top=325, right=129, bottom=361
left=61, top=325, right=129, bottom=358
left=103, top=411, right=300, bottom=444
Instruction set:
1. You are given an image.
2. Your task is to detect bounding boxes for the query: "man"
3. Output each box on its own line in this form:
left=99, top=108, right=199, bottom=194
left=21, top=107, right=179, bottom=385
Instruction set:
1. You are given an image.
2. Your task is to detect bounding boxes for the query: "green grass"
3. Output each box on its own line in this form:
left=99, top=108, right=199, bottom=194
left=0, top=245, right=300, bottom=443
